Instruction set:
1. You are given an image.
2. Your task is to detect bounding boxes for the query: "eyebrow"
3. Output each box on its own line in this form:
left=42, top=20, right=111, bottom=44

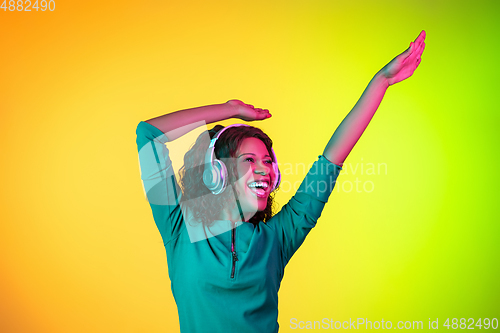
left=237, top=153, right=271, bottom=159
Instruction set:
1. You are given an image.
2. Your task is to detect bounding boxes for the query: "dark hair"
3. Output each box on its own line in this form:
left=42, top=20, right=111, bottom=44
left=178, top=125, right=279, bottom=226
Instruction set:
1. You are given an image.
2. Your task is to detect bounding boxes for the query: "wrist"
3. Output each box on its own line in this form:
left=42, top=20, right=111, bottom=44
left=224, top=100, right=242, bottom=119
left=373, top=71, right=391, bottom=89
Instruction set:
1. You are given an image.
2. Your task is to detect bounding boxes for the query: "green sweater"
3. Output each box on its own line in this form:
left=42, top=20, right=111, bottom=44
left=136, top=121, right=342, bottom=332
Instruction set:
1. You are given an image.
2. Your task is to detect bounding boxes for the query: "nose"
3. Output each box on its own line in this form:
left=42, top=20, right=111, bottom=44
left=254, top=161, right=271, bottom=176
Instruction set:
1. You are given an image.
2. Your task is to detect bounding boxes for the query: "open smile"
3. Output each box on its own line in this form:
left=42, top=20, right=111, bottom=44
left=247, top=181, right=270, bottom=198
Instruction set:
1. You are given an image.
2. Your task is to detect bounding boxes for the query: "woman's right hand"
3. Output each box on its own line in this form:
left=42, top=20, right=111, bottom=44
left=226, top=100, right=272, bottom=121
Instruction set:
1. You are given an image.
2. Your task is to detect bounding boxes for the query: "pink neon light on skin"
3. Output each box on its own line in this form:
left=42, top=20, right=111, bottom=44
left=323, top=30, right=426, bottom=167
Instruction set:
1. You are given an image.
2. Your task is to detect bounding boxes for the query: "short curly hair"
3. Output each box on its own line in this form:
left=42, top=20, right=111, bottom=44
left=178, top=124, right=279, bottom=226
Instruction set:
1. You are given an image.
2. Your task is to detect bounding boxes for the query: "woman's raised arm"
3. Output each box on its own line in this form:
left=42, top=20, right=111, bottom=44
left=145, top=100, right=271, bottom=141
left=323, top=30, right=426, bottom=166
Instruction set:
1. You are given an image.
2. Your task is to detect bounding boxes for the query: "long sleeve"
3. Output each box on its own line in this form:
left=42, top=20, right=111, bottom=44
left=136, top=121, right=184, bottom=245
left=269, top=155, right=342, bottom=265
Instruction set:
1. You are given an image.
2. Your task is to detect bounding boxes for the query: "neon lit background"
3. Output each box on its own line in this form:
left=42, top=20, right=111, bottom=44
left=1, top=0, right=498, bottom=331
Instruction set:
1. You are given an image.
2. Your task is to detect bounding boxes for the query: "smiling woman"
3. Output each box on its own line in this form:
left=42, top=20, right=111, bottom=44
left=136, top=30, right=426, bottom=333
left=136, top=107, right=341, bottom=333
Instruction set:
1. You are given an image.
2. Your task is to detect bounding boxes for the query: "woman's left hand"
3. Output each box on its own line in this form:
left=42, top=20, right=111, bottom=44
left=380, top=30, right=426, bottom=86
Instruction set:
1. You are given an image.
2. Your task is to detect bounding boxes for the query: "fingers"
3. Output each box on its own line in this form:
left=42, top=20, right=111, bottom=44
left=258, top=108, right=272, bottom=119
left=415, top=40, right=425, bottom=64
left=415, top=30, right=426, bottom=44
left=407, top=42, right=414, bottom=56
left=405, top=31, right=426, bottom=62
left=406, top=30, right=426, bottom=56
left=413, top=38, right=425, bottom=71
left=257, top=112, right=272, bottom=120
left=241, top=103, right=272, bottom=120
left=414, top=30, right=426, bottom=54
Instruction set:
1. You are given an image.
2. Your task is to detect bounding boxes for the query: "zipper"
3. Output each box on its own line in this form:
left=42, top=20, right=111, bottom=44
left=230, top=221, right=238, bottom=279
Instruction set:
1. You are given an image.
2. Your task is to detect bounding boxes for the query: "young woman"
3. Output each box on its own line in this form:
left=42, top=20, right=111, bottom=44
left=136, top=31, right=426, bottom=332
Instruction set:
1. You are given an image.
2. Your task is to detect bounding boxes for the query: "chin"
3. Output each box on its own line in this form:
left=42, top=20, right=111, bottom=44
left=236, top=189, right=269, bottom=218
left=254, top=201, right=268, bottom=214
left=241, top=201, right=267, bottom=217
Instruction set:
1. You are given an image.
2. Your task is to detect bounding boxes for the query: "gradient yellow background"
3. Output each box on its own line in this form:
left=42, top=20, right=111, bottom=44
left=1, top=0, right=498, bottom=332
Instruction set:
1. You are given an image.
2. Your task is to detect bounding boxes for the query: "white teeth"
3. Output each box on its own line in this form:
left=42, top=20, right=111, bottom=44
left=248, top=181, right=269, bottom=189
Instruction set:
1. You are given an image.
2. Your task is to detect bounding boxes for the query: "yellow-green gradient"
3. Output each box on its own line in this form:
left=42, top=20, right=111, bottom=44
left=1, top=0, right=498, bottom=332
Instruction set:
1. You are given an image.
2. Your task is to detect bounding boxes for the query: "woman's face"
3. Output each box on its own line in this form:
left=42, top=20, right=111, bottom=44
left=233, top=137, right=275, bottom=217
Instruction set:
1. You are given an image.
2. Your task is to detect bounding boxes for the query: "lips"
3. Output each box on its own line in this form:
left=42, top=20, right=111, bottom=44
left=247, top=180, right=270, bottom=198
left=249, top=187, right=267, bottom=198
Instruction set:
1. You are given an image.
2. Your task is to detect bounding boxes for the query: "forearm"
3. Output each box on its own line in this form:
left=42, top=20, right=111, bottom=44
left=145, top=102, right=237, bottom=141
left=323, top=72, right=389, bottom=166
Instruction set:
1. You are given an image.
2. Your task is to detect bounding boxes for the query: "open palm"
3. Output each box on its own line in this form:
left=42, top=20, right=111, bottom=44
left=381, top=30, right=426, bottom=86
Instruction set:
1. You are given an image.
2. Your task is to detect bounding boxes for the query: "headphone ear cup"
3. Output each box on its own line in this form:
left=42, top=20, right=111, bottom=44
left=209, top=159, right=228, bottom=195
left=271, top=162, right=281, bottom=192
left=203, top=163, right=217, bottom=191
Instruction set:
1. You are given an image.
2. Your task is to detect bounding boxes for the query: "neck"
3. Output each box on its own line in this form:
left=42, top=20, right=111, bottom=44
left=219, top=200, right=255, bottom=223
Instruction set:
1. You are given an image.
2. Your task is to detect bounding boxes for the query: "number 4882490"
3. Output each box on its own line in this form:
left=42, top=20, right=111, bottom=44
left=443, top=318, right=499, bottom=330
left=1, top=0, right=56, bottom=11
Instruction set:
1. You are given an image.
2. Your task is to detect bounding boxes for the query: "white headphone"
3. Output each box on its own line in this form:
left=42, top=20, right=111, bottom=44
left=202, top=124, right=281, bottom=195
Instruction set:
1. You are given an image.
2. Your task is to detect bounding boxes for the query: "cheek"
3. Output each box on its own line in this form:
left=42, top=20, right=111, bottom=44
left=269, top=165, right=276, bottom=177
left=269, top=166, right=277, bottom=183
left=236, top=163, right=252, bottom=179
